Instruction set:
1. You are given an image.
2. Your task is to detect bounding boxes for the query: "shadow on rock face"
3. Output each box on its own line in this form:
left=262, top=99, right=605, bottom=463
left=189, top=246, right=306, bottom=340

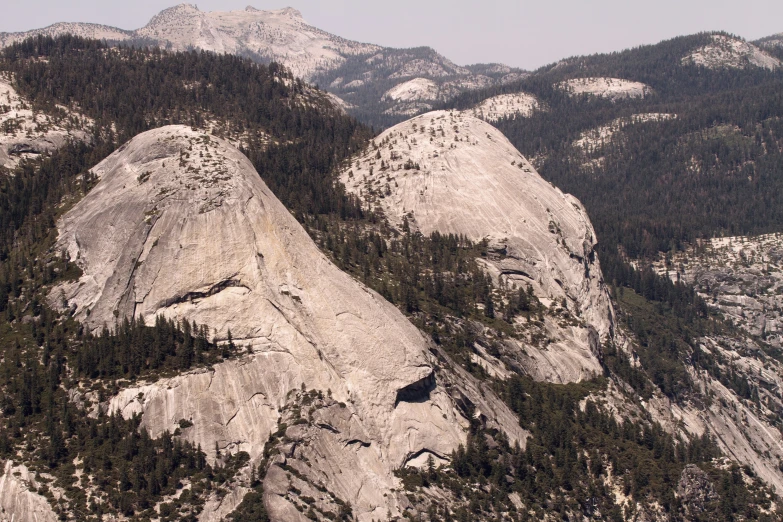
left=395, top=370, right=436, bottom=406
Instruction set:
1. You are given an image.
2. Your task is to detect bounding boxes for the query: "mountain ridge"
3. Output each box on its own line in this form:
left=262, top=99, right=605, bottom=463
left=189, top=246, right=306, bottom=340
left=2, top=19, right=783, bottom=521
left=0, top=3, right=526, bottom=125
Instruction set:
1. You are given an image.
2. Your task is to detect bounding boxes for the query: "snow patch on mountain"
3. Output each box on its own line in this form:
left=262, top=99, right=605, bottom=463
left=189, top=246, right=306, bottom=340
left=557, top=77, right=653, bottom=100
left=469, top=93, right=542, bottom=122
left=683, top=35, right=781, bottom=70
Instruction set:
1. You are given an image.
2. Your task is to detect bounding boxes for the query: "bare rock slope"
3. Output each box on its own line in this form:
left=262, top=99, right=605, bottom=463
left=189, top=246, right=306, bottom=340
left=636, top=234, right=783, bottom=491
left=51, top=125, right=524, bottom=520
left=556, top=77, right=653, bottom=100
left=683, top=34, right=781, bottom=70
left=0, top=73, right=92, bottom=170
left=469, top=92, right=542, bottom=123
left=340, top=111, right=614, bottom=382
left=654, top=233, right=783, bottom=346
left=0, top=461, right=58, bottom=522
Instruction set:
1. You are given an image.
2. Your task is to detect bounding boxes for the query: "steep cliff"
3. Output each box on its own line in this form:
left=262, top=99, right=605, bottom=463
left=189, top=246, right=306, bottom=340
left=0, top=462, right=58, bottom=522
left=51, top=125, right=523, bottom=520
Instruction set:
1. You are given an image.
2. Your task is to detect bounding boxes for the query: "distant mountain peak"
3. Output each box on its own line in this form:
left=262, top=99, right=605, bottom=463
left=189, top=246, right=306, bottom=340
left=276, top=6, right=303, bottom=18
left=158, top=2, right=200, bottom=15
left=141, top=3, right=201, bottom=34
left=0, top=4, right=525, bottom=123
left=755, top=31, right=783, bottom=49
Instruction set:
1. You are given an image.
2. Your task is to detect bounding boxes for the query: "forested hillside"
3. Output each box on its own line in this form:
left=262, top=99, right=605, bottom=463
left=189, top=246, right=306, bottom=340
left=447, top=32, right=783, bottom=260
left=0, top=36, right=370, bottom=520
left=0, top=35, right=779, bottom=521
left=435, top=32, right=783, bottom=518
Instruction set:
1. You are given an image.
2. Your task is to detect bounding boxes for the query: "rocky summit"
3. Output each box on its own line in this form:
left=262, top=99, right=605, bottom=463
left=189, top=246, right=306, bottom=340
left=46, top=125, right=524, bottom=520
left=340, top=110, right=614, bottom=383
left=0, top=4, right=526, bottom=124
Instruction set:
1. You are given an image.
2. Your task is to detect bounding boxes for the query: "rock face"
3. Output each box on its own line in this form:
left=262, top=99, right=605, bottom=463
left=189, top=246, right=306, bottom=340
left=683, top=34, right=781, bottom=70
left=339, top=111, right=614, bottom=382
left=469, top=92, right=542, bottom=123
left=677, top=465, right=718, bottom=517
left=556, top=77, right=653, bottom=100
left=260, top=374, right=527, bottom=522
left=689, top=363, right=783, bottom=492
left=0, top=461, right=58, bottom=522
left=654, top=233, right=783, bottom=347
left=0, top=74, right=93, bottom=170
left=382, top=78, right=441, bottom=115
left=134, top=4, right=380, bottom=80
left=646, top=233, right=783, bottom=491
left=51, top=125, right=523, bottom=520
left=379, top=76, right=532, bottom=118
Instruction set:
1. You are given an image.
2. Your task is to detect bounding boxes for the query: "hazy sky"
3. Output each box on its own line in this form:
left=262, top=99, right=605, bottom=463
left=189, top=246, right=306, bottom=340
left=2, top=0, right=783, bottom=70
